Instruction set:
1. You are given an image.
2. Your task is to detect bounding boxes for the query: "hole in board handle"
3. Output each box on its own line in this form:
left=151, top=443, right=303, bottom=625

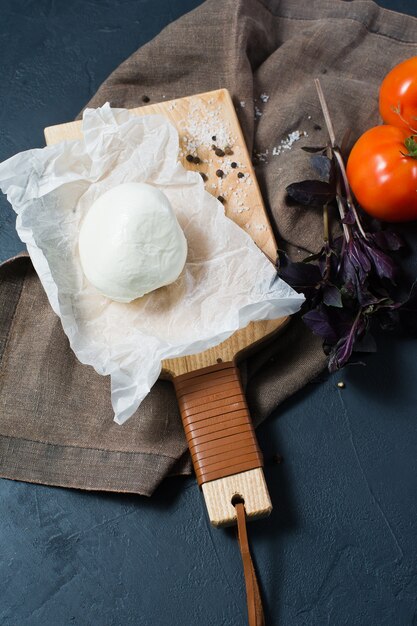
left=231, top=494, right=245, bottom=506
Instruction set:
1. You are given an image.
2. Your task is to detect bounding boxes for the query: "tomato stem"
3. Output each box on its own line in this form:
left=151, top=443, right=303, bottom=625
left=402, top=135, right=417, bottom=159
left=391, top=104, right=417, bottom=134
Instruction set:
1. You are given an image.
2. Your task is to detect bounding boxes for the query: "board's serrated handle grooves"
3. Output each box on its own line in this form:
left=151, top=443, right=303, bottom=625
left=173, top=362, right=263, bottom=486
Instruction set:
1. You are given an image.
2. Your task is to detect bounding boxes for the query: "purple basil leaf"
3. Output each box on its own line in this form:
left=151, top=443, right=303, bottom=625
left=275, top=248, right=289, bottom=270
left=323, top=284, right=343, bottom=308
left=348, top=239, right=372, bottom=281
left=310, top=154, right=334, bottom=182
left=282, top=262, right=321, bottom=286
left=286, top=180, right=336, bottom=207
left=359, top=290, right=386, bottom=308
left=328, top=334, right=354, bottom=372
left=363, top=241, right=397, bottom=282
left=328, top=314, right=366, bottom=371
left=341, top=204, right=356, bottom=225
left=303, top=305, right=354, bottom=345
left=302, top=306, right=339, bottom=344
left=342, top=212, right=355, bottom=225
left=301, top=146, right=326, bottom=153
left=286, top=139, right=409, bottom=368
left=341, top=253, right=362, bottom=297
left=279, top=262, right=321, bottom=298
left=372, top=230, right=405, bottom=252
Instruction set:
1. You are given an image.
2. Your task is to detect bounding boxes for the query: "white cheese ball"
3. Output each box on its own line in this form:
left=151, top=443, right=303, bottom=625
left=78, top=182, right=187, bottom=302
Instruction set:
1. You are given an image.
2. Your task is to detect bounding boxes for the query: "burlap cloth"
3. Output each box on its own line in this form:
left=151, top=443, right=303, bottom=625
left=1, top=0, right=416, bottom=495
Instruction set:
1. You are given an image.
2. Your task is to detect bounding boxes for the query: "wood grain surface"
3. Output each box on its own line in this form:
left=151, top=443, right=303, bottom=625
left=202, top=468, right=272, bottom=527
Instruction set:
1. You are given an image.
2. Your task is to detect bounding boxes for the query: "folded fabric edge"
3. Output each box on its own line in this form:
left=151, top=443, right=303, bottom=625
left=0, top=434, right=190, bottom=496
left=0, top=250, right=29, bottom=268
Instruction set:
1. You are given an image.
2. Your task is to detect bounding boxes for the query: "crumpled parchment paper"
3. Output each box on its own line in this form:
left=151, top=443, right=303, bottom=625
left=0, top=104, right=304, bottom=424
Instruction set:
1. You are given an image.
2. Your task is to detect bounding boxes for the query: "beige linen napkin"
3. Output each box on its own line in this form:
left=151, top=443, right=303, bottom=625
left=2, top=0, right=416, bottom=494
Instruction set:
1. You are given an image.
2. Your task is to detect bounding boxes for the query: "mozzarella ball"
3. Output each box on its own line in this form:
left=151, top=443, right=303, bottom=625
left=78, top=182, right=187, bottom=302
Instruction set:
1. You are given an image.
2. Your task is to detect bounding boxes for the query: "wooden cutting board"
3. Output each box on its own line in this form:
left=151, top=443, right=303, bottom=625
left=44, top=89, right=287, bottom=526
left=44, top=89, right=288, bottom=377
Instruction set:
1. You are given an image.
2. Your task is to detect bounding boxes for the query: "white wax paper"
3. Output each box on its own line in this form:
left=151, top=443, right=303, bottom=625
left=0, top=104, right=304, bottom=424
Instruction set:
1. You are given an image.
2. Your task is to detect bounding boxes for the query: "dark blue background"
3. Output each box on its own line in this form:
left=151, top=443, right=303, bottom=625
left=1, top=1, right=416, bottom=624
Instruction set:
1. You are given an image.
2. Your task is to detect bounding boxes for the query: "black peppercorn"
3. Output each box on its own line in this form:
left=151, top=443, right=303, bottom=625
left=211, top=135, right=216, bottom=141
left=237, top=172, right=244, bottom=178
left=193, top=156, right=201, bottom=164
left=215, top=148, right=225, bottom=157
left=142, top=95, right=150, bottom=103
left=186, top=154, right=194, bottom=163
left=217, top=195, right=225, bottom=204
left=200, top=172, right=208, bottom=182
left=215, top=169, right=224, bottom=178
left=231, top=162, right=238, bottom=169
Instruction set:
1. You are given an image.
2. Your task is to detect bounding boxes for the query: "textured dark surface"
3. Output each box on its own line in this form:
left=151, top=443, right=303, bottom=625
left=1, top=1, right=417, bottom=625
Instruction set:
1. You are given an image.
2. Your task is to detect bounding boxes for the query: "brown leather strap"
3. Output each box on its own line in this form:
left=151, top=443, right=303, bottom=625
left=173, top=362, right=263, bottom=486
left=235, top=502, right=265, bottom=626
left=174, top=363, right=266, bottom=624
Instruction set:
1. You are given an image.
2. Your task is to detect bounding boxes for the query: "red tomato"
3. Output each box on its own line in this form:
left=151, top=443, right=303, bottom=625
left=379, top=56, right=417, bottom=130
left=346, top=125, right=417, bottom=222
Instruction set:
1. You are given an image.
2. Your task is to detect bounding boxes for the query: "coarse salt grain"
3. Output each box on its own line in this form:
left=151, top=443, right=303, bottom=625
left=240, top=101, right=246, bottom=108
left=272, top=130, right=308, bottom=156
left=260, top=93, right=269, bottom=103
left=178, top=99, right=235, bottom=156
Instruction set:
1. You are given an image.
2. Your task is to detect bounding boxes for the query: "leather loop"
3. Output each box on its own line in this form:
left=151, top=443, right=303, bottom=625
left=235, top=502, right=265, bottom=626
left=173, top=362, right=263, bottom=486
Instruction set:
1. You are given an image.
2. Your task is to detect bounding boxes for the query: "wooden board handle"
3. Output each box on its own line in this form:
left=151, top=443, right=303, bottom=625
left=173, top=362, right=272, bottom=526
